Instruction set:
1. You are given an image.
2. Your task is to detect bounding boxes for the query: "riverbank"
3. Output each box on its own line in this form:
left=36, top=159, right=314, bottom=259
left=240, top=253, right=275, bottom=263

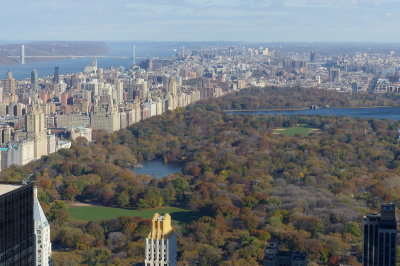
left=224, top=105, right=399, bottom=112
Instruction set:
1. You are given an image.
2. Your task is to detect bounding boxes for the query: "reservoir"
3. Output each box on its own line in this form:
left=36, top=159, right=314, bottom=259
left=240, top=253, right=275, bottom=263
left=226, top=107, right=400, bottom=121
left=131, top=160, right=182, bottom=179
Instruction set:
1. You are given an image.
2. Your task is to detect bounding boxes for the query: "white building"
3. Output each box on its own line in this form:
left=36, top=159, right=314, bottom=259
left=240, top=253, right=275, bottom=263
left=47, top=135, right=56, bottom=154
left=145, top=213, right=177, bottom=266
left=58, top=140, right=72, bottom=150
left=70, top=127, right=92, bottom=142
left=33, top=187, right=52, bottom=266
left=7, top=139, right=35, bottom=167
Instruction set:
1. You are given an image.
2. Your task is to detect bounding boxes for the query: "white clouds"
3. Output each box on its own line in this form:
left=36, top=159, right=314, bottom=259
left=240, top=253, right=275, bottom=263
left=0, top=0, right=399, bottom=42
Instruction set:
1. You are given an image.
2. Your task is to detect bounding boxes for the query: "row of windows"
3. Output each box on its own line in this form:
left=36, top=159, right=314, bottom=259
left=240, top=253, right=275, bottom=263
left=364, top=225, right=396, bottom=266
left=0, top=186, right=35, bottom=265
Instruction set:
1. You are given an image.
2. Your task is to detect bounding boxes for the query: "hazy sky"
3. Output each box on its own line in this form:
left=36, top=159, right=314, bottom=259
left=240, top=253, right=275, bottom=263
left=3, top=0, right=400, bottom=42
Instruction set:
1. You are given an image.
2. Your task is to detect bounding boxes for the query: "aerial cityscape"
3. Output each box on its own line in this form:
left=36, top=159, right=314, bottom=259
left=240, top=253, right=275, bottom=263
left=1, top=0, right=400, bottom=266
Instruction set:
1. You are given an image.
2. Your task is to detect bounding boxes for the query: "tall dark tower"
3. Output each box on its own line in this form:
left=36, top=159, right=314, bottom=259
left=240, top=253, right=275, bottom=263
left=53, top=66, right=60, bottom=83
left=31, top=69, right=38, bottom=84
left=363, top=204, right=397, bottom=266
left=310, top=51, right=317, bottom=62
left=0, top=182, right=35, bottom=265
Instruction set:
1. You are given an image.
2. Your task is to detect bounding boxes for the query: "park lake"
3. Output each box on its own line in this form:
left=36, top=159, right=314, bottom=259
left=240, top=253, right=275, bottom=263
left=226, top=106, right=400, bottom=120
left=130, top=160, right=182, bottom=179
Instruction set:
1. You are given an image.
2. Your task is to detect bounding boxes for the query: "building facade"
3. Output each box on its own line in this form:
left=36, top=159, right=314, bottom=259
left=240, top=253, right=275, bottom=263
left=90, top=103, right=120, bottom=133
left=0, top=182, right=35, bottom=266
left=363, top=204, right=397, bottom=266
left=70, top=127, right=92, bottom=142
left=25, top=105, right=48, bottom=160
left=145, top=213, right=177, bottom=266
left=33, top=187, right=52, bottom=266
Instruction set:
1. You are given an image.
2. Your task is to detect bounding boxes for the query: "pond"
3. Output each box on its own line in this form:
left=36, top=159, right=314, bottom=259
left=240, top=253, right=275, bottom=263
left=131, top=160, right=182, bottom=179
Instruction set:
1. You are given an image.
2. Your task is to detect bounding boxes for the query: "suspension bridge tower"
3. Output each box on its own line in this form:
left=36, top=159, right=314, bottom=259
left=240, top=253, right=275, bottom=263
left=133, top=44, right=136, bottom=66
left=21, top=45, right=25, bottom=65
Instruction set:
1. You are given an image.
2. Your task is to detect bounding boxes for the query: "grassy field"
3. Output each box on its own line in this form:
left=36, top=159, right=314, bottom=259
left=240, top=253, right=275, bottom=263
left=273, top=126, right=319, bottom=136
left=68, top=205, right=198, bottom=223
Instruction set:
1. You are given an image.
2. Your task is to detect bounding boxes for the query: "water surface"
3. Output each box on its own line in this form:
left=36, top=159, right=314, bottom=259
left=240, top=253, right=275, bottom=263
left=131, top=160, right=182, bottom=179
left=226, top=107, right=400, bottom=120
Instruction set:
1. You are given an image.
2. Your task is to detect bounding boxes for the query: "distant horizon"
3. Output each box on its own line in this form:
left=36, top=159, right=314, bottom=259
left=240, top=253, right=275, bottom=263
left=2, top=0, right=400, bottom=43
left=4, top=40, right=400, bottom=45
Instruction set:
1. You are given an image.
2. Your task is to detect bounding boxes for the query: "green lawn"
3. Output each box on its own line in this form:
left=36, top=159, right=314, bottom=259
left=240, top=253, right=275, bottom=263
left=273, top=126, right=319, bottom=136
left=68, top=205, right=198, bottom=223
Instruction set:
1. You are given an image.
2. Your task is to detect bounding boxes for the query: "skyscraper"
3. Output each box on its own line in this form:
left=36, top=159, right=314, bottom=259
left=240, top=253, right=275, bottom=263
left=33, top=187, right=52, bottom=266
left=31, top=70, right=38, bottom=85
left=145, top=213, right=177, bottom=266
left=167, top=78, right=178, bottom=96
left=147, top=58, right=154, bottom=71
left=25, top=104, right=48, bottom=159
left=53, top=66, right=60, bottom=83
left=310, top=51, right=317, bottom=62
left=329, top=68, right=341, bottom=83
left=4, top=70, right=16, bottom=95
left=0, top=182, right=35, bottom=265
left=363, top=204, right=397, bottom=266
left=31, top=69, right=38, bottom=90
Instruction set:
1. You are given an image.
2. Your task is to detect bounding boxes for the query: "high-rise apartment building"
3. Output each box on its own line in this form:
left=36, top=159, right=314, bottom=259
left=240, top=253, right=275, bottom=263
left=4, top=71, right=16, bottom=95
left=31, top=70, right=38, bottom=90
left=310, top=51, right=317, bottom=62
left=0, top=182, right=35, bottom=266
left=147, top=58, right=154, bottom=71
left=33, top=187, right=52, bottom=266
left=363, top=204, right=397, bottom=266
left=53, top=66, right=59, bottom=83
left=90, top=102, right=120, bottom=133
left=145, top=213, right=177, bottom=266
left=329, top=68, right=341, bottom=83
left=25, top=104, right=48, bottom=159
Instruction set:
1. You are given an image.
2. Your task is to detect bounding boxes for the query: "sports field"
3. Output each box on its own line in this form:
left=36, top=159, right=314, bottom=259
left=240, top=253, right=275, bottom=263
left=68, top=205, right=198, bottom=223
left=273, top=126, right=319, bottom=136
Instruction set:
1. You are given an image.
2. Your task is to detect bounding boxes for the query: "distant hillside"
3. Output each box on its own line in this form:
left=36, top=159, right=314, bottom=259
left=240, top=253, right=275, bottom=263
left=0, top=41, right=109, bottom=65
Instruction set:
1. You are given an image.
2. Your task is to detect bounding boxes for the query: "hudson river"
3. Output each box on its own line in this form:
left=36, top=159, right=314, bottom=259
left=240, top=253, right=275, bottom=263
left=0, top=42, right=174, bottom=80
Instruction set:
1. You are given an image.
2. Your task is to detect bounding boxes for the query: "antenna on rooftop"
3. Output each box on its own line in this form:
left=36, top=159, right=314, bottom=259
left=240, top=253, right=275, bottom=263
left=22, top=173, right=34, bottom=185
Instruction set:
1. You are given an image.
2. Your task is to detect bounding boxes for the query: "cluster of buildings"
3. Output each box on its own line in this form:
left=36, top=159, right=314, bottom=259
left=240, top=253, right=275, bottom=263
left=177, top=45, right=400, bottom=95
left=2, top=45, right=400, bottom=170
left=0, top=47, right=260, bottom=170
left=2, top=43, right=400, bottom=169
left=0, top=101, right=72, bottom=171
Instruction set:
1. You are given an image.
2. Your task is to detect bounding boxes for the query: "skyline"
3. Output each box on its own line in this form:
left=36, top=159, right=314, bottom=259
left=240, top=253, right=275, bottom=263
left=2, top=0, right=400, bottom=42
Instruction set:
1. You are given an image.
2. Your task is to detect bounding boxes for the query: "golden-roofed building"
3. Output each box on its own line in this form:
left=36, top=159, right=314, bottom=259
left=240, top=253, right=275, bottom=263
left=145, top=213, right=177, bottom=266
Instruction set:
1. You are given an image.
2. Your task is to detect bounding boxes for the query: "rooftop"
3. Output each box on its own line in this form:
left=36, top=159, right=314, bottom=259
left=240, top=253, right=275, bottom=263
left=0, top=184, right=23, bottom=196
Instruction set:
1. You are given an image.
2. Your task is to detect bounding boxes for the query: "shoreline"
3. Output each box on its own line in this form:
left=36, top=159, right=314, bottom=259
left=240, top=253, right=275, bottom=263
left=224, top=106, right=399, bottom=112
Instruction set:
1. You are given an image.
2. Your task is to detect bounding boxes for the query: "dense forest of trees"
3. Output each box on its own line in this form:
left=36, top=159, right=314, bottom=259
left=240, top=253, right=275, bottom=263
left=219, top=87, right=400, bottom=110
left=2, top=87, right=400, bottom=265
